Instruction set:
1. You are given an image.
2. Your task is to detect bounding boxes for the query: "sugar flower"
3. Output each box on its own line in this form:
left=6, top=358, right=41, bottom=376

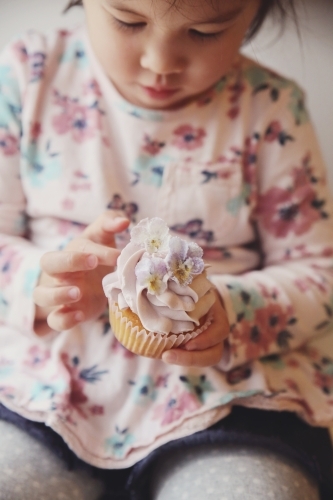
left=131, top=217, right=170, bottom=254
left=166, top=237, right=204, bottom=286
left=135, top=257, right=168, bottom=295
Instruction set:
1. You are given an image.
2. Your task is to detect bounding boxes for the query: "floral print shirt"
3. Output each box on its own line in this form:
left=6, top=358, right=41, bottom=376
left=0, top=26, right=333, bottom=468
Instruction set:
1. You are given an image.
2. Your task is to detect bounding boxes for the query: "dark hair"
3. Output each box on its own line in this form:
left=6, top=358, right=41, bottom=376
left=64, top=0, right=298, bottom=41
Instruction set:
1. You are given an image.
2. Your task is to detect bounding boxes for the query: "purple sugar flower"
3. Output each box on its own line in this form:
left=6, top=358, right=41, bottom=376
left=135, top=257, right=168, bottom=295
left=166, top=237, right=204, bottom=286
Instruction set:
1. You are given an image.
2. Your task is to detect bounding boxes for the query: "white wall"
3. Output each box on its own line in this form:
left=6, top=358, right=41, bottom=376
left=1, top=0, right=332, bottom=189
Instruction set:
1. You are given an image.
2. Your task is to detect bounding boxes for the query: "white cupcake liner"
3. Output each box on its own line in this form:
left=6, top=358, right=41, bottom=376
left=109, top=301, right=213, bottom=359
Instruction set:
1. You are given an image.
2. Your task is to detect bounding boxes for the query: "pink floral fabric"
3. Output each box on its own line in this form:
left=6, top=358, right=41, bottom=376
left=0, top=26, right=333, bottom=468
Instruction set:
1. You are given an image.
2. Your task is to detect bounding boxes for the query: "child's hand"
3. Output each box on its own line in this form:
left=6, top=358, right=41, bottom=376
left=161, top=289, right=229, bottom=367
left=33, top=212, right=130, bottom=335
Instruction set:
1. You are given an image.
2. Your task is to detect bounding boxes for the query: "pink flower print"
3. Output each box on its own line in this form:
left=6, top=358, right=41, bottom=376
left=83, top=79, right=102, bottom=97
left=29, top=52, right=46, bottom=82
left=231, top=303, right=294, bottom=361
left=172, top=125, right=206, bottom=150
left=89, top=405, right=104, bottom=416
left=228, top=106, right=240, bottom=120
left=286, top=358, right=300, bottom=369
left=242, top=134, right=260, bottom=185
left=197, top=88, right=215, bottom=106
left=52, top=91, right=102, bottom=143
left=142, top=134, right=165, bottom=155
left=227, top=81, right=245, bottom=119
left=0, top=129, right=19, bottom=156
left=256, top=177, right=321, bottom=238
left=265, top=120, right=282, bottom=142
left=61, top=198, right=75, bottom=210
left=24, top=345, right=51, bottom=369
left=265, top=121, right=295, bottom=146
left=285, top=378, right=300, bottom=393
left=29, top=122, right=42, bottom=142
left=322, top=247, right=333, bottom=257
left=13, top=41, right=28, bottom=62
left=0, top=248, right=22, bottom=286
left=228, top=82, right=245, bottom=104
left=153, top=386, right=201, bottom=426
left=59, top=30, right=70, bottom=38
left=314, top=371, right=333, bottom=395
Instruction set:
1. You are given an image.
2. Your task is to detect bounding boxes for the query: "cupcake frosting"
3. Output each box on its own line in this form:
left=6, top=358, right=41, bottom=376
left=103, top=218, right=216, bottom=335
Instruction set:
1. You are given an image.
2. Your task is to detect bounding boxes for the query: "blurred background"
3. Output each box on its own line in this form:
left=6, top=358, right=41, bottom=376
left=1, top=0, right=332, bottom=189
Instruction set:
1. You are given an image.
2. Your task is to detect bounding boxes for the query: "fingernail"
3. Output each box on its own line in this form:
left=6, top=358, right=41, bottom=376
left=163, top=351, right=177, bottom=363
left=104, top=217, right=128, bottom=230
left=87, top=255, right=97, bottom=268
left=68, top=287, right=79, bottom=299
left=74, top=311, right=84, bottom=322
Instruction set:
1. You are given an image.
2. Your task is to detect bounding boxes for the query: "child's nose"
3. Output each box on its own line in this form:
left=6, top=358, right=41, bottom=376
left=140, top=40, right=185, bottom=76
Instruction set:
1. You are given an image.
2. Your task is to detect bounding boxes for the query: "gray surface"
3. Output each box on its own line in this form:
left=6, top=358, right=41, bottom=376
left=0, top=420, right=103, bottom=500
left=151, top=444, right=320, bottom=500
left=0, top=420, right=321, bottom=500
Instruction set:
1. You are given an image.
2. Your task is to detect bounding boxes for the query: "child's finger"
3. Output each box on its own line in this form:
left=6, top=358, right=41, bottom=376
left=47, top=308, right=85, bottom=332
left=67, top=239, right=121, bottom=267
left=82, top=211, right=130, bottom=245
left=33, top=285, right=81, bottom=308
left=40, top=251, right=98, bottom=275
left=40, top=246, right=118, bottom=276
left=183, top=323, right=222, bottom=351
left=162, top=343, right=223, bottom=367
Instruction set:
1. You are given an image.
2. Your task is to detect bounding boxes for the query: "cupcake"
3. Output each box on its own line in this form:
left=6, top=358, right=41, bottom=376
left=102, top=217, right=216, bottom=358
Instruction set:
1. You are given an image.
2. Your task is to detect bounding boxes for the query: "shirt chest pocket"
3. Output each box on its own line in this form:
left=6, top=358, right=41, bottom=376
left=156, top=160, right=245, bottom=246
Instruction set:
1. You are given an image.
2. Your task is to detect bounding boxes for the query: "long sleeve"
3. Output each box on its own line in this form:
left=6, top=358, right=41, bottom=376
left=211, top=82, right=333, bottom=370
left=0, top=40, right=44, bottom=335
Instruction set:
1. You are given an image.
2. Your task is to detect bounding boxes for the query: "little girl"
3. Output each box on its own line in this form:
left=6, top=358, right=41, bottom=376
left=0, top=0, right=332, bottom=498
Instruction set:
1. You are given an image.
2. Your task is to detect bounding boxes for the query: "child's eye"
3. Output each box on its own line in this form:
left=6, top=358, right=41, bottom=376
left=189, top=29, right=224, bottom=42
left=113, top=18, right=146, bottom=32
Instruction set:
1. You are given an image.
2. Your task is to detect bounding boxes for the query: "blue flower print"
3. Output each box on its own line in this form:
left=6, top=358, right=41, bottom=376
left=61, top=41, right=88, bottom=68
left=30, top=379, right=67, bottom=402
left=244, top=66, right=291, bottom=100
left=0, top=66, right=21, bottom=127
left=23, top=140, right=62, bottom=187
left=288, top=85, right=309, bottom=126
left=171, top=219, right=214, bottom=244
left=260, top=353, right=286, bottom=370
left=132, top=154, right=172, bottom=187
left=105, top=426, right=135, bottom=458
left=0, top=292, right=8, bottom=316
left=226, top=281, right=265, bottom=322
left=218, top=389, right=262, bottom=406
left=29, top=52, right=46, bottom=82
left=129, top=375, right=158, bottom=406
left=23, top=266, right=41, bottom=296
left=0, top=359, right=14, bottom=379
left=179, top=374, right=215, bottom=403
left=227, top=184, right=251, bottom=216
left=115, top=100, right=164, bottom=121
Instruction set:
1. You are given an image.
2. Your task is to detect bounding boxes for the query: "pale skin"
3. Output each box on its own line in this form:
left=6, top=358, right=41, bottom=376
left=33, top=0, right=261, bottom=367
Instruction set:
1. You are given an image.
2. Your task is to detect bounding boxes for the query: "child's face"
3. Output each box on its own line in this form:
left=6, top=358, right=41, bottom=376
left=84, top=0, right=260, bottom=110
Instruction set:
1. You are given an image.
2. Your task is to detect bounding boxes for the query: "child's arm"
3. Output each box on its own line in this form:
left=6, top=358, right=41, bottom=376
left=0, top=38, right=48, bottom=336
left=209, top=83, right=333, bottom=370
left=33, top=213, right=129, bottom=335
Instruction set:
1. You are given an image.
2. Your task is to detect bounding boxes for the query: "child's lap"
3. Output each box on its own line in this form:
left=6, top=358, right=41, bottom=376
left=0, top=404, right=331, bottom=500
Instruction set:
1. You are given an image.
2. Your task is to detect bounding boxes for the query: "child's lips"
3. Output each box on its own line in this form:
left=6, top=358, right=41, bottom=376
left=141, top=85, right=180, bottom=100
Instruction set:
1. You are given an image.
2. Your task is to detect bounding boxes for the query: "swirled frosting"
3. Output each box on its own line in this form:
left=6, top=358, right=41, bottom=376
left=103, top=218, right=215, bottom=335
